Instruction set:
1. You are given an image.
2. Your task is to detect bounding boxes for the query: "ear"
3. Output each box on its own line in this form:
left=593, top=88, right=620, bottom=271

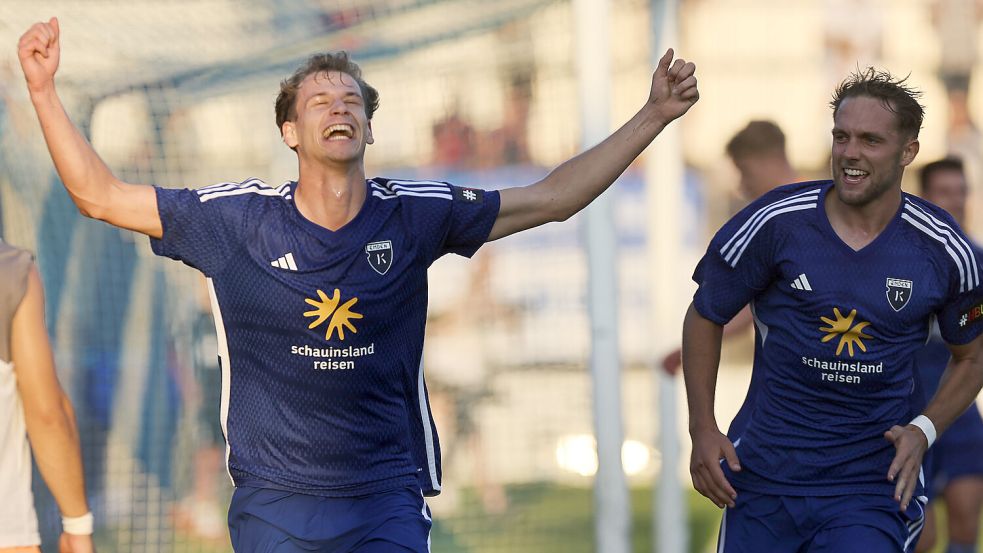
left=901, top=139, right=919, bottom=167
left=282, top=120, right=299, bottom=149
left=366, top=120, right=374, bottom=145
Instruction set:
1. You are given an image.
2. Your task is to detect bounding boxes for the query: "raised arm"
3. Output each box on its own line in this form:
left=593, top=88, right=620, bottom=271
left=487, top=48, right=699, bottom=241
left=682, top=302, right=741, bottom=509
left=18, top=17, right=161, bottom=238
left=885, top=333, right=983, bottom=510
left=12, top=265, right=94, bottom=552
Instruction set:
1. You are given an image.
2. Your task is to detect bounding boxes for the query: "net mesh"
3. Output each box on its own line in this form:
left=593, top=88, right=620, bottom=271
left=0, top=1, right=667, bottom=551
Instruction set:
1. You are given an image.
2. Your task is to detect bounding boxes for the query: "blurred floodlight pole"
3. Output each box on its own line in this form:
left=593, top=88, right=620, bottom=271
left=574, top=0, right=631, bottom=552
left=648, top=0, right=688, bottom=553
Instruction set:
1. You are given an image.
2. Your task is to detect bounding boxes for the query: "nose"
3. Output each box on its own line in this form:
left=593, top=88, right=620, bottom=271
left=840, top=137, right=860, bottom=159
left=330, top=98, right=349, bottom=115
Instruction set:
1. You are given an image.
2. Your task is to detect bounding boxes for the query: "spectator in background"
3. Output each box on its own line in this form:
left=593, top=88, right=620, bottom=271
left=661, top=120, right=796, bottom=378
left=913, top=157, right=983, bottom=553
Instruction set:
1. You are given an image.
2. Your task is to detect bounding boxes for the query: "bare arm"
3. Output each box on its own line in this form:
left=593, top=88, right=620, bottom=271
left=681, top=302, right=741, bottom=508
left=662, top=305, right=754, bottom=375
left=885, top=334, right=983, bottom=510
left=18, top=17, right=160, bottom=238
left=12, top=266, right=94, bottom=550
left=487, top=48, right=699, bottom=241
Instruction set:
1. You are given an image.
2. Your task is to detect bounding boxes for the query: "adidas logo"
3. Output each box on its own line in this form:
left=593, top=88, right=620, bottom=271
left=790, top=273, right=812, bottom=291
left=271, top=252, right=298, bottom=271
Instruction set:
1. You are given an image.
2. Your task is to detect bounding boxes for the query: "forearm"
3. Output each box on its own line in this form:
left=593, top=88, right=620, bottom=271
left=922, top=355, right=983, bottom=435
left=24, top=396, right=89, bottom=517
left=682, top=303, right=725, bottom=433
left=539, top=106, right=669, bottom=220
left=29, top=85, right=121, bottom=220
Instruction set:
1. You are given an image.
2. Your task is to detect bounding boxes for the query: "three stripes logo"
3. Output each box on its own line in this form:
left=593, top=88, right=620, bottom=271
left=790, top=273, right=812, bottom=291
left=271, top=252, right=298, bottom=271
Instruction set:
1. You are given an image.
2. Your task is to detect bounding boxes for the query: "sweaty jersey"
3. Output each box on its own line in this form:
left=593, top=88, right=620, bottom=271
left=151, top=177, right=500, bottom=497
left=0, top=241, right=40, bottom=547
left=693, top=181, right=983, bottom=497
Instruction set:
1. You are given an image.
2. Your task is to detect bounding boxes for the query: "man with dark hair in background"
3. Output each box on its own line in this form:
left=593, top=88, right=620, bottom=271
left=912, top=157, right=983, bottom=553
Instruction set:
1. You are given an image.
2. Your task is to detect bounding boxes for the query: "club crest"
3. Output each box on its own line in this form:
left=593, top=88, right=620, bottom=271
left=885, top=278, right=912, bottom=312
left=365, top=240, right=393, bottom=275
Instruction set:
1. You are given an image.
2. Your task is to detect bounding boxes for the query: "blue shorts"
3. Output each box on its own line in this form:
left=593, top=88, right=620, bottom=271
left=228, top=485, right=432, bottom=552
left=717, top=491, right=925, bottom=553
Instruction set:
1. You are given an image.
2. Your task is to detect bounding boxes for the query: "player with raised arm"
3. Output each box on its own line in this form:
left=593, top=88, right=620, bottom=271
left=18, top=16, right=698, bottom=552
left=684, top=69, right=983, bottom=552
left=0, top=240, right=94, bottom=553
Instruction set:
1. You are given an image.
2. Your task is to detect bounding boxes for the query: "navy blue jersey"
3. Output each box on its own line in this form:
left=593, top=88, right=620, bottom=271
left=693, top=180, right=983, bottom=497
left=151, top=177, right=500, bottom=497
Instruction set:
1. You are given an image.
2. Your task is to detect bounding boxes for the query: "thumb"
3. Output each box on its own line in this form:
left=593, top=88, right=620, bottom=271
left=50, top=17, right=60, bottom=44
left=656, top=48, right=673, bottom=73
left=721, top=440, right=741, bottom=471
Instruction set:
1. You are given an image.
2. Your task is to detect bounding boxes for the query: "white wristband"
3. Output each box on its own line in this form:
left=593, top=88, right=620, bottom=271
left=62, top=512, right=94, bottom=535
left=909, top=415, right=937, bottom=448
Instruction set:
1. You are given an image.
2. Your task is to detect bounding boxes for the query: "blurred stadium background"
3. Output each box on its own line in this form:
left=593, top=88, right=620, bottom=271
left=0, top=0, right=981, bottom=551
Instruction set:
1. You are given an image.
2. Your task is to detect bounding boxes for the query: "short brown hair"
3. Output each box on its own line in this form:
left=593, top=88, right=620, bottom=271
left=919, top=157, right=965, bottom=195
left=274, top=52, right=380, bottom=133
left=726, top=120, right=786, bottom=161
left=830, top=68, right=924, bottom=139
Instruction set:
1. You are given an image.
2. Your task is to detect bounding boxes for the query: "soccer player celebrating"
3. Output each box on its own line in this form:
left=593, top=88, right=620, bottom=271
left=684, top=69, right=983, bottom=552
left=0, top=240, right=94, bottom=553
left=18, top=17, right=698, bottom=552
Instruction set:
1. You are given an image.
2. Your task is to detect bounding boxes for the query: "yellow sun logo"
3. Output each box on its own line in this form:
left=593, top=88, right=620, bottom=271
left=303, top=289, right=363, bottom=340
left=819, top=307, right=873, bottom=357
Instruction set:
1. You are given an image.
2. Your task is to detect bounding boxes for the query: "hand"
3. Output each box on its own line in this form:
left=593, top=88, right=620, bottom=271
left=661, top=347, right=682, bottom=376
left=690, top=427, right=740, bottom=508
left=17, top=17, right=61, bottom=95
left=884, top=424, right=928, bottom=511
left=59, top=532, right=95, bottom=553
left=646, top=48, right=699, bottom=125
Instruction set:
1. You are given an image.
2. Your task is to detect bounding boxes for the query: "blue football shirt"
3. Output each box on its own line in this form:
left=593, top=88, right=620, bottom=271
left=151, top=177, right=500, bottom=497
left=693, top=180, right=983, bottom=497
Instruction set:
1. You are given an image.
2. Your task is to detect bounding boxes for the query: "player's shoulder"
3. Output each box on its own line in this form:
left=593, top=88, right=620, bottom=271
left=718, top=180, right=828, bottom=239
left=899, top=192, right=975, bottom=250
left=901, top=192, right=980, bottom=293
left=368, top=177, right=456, bottom=204
left=748, top=180, right=829, bottom=210
left=191, top=177, right=293, bottom=207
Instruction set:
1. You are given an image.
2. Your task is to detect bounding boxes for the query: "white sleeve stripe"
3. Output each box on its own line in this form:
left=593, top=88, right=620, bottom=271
left=901, top=213, right=969, bottom=292
left=371, top=190, right=453, bottom=201
left=903, top=202, right=978, bottom=289
left=385, top=179, right=450, bottom=189
left=724, top=203, right=818, bottom=267
left=720, top=189, right=821, bottom=261
left=196, top=177, right=266, bottom=194
left=904, top=201, right=979, bottom=288
left=198, top=186, right=287, bottom=203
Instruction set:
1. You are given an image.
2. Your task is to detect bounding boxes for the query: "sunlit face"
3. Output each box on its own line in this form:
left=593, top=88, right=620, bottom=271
left=923, top=168, right=968, bottom=225
left=281, top=70, right=374, bottom=164
left=830, top=95, right=918, bottom=207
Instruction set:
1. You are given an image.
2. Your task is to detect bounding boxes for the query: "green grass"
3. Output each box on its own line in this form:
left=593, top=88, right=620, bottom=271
left=98, top=483, right=722, bottom=552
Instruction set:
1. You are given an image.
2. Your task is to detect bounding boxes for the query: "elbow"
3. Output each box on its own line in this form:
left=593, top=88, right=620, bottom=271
left=25, top=402, right=71, bottom=431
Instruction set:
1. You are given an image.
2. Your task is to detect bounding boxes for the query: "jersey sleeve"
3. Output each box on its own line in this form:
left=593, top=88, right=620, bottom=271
left=938, top=244, right=983, bottom=345
left=149, top=186, right=249, bottom=276
left=691, top=200, right=781, bottom=325
left=436, top=185, right=501, bottom=258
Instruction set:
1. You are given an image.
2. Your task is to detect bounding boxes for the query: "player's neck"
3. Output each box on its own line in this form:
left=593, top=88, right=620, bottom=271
left=295, top=163, right=367, bottom=231
left=824, top=186, right=901, bottom=251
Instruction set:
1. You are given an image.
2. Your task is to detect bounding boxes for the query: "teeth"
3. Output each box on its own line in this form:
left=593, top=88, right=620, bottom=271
left=844, top=168, right=867, bottom=177
left=323, top=124, right=354, bottom=139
